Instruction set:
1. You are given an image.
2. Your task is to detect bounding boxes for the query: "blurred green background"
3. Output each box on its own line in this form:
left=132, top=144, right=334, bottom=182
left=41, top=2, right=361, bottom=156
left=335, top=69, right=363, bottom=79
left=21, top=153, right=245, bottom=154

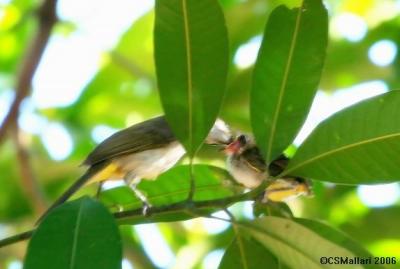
left=1, top=0, right=400, bottom=268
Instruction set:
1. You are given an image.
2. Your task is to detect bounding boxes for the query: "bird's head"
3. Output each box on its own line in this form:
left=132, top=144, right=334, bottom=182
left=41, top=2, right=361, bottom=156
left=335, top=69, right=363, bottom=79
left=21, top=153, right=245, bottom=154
left=224, top=134, right=253, bottom=155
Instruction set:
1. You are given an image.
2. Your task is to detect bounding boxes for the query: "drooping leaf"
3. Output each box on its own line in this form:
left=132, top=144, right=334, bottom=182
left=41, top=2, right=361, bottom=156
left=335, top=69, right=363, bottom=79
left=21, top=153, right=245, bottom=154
left=295, top=218, right=384, bottom=269
left=284, top=90, right=400, bottom=184
left=250, top=0, right=328, bottom=163
left=219, top=235, right=285, bottom=269
left=154, top=0, right=229, bottom=156
left=241, top=216, right=366, bottom=269
left=24, top=197, right=122, bottom=269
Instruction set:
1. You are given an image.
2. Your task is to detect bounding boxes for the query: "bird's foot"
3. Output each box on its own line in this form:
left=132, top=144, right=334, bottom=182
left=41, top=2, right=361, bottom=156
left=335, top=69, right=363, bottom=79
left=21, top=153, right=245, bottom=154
left=142, top=202, right=152, bottom=216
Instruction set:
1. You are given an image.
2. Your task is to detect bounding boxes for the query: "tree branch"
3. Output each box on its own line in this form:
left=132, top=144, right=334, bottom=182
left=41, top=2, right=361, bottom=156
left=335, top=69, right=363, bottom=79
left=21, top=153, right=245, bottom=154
left=0, top=230, right=34, bottom=248
left=114, top=182, right=265, bottom=221
left=0, top=181, right=268, bottom=248
left=11, top=126, right=48, bottom=215
left=0, top=0, right=58, bottom=145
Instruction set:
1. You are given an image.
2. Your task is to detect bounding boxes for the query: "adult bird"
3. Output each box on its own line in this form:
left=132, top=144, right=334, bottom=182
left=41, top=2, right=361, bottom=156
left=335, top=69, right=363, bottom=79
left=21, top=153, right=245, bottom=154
left=37, top=116, right=232, bottom=223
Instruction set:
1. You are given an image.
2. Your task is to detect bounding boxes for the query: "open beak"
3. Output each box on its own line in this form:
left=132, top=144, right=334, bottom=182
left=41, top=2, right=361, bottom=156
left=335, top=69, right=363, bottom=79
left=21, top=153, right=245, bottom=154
left=223, top=140, right=241, bottom=154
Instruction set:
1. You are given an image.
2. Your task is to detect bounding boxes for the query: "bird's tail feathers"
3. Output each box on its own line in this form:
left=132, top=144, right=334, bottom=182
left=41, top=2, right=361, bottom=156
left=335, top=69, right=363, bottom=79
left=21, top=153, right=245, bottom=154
left=35, top=164, right=104, bottom=225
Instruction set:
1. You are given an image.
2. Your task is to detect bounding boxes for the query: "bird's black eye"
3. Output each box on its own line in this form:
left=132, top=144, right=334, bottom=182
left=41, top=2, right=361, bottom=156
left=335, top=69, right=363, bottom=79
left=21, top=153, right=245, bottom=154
left=238, top=135, right=247, bottom=145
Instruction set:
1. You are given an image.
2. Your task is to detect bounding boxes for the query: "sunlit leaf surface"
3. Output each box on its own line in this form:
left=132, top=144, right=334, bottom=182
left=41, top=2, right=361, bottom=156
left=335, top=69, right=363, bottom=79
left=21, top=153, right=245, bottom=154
left=154, top=0, right=229, bottom=156
left=285, top=91, right=400, bottom=184
left=251, top=0, right=328, bottom=162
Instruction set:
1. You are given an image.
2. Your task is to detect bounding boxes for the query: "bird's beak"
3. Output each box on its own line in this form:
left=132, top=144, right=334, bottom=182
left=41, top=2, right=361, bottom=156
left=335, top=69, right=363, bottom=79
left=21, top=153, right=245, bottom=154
left=223, top=140, right=241, bottom=154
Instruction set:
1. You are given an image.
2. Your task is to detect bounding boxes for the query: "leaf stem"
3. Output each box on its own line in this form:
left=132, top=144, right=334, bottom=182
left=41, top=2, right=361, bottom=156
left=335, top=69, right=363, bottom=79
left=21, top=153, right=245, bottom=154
left=187, top=158, right=196, bottom=201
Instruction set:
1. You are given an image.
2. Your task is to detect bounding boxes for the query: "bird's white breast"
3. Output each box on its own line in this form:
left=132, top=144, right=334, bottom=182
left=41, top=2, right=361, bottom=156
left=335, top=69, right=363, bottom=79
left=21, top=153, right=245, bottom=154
left=115, top=141, right=185, bottom=180
left=227, top=155, right=265, bottom=188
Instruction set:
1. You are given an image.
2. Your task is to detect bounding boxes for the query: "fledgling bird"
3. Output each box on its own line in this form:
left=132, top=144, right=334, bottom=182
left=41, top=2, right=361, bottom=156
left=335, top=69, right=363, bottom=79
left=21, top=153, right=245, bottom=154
left=263, top=177, right=313, bottom=203
left=224, top=135, right=312, bottom=202
left=265, top=153, right=313, bottom=202
left=224, top=134, right=268, bottom=188
left=37, top=116, right=232, bottom=223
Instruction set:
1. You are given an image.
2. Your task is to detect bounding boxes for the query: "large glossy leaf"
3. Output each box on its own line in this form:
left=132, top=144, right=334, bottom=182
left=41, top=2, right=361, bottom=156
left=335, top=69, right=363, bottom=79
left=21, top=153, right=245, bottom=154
left=250, top=0, right=328, bottom=163
left=242, top=216, right=365, bottom=269
left=284, top=91, right=400, bottom=184
left=24, top=197, right=122, bottom=269
left=154, top=0, right=229, bottom=156
left=219, top=235, right=286, bottom=269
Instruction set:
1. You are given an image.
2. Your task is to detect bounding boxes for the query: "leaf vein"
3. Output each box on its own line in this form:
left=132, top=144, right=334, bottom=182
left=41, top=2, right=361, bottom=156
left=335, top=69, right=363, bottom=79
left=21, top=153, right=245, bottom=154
left=70, top=201, right=84, bottom=269
left=181, top=0, right=193, bottom=152
left=284, top=132, right=400, bottom=176
left=266, top=4, right=304, bottom=162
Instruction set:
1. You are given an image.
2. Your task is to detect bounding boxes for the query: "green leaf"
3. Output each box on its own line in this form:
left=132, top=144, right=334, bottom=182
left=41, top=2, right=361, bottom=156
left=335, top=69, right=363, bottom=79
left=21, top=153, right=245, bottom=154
left=101, top=165, right=242, bottom=224
left=219, top=235, right=285, bottom=269
left=253, top=201, right=293, bottom=218
left=24, top=197, right=122, bottom=269
left=101, top=164, right=240, bottom=208
left=295, top=218, right=384, bottom=269
left=250, top=0, right=328, bottom=162
left=242, top=216, right=366, bottom=269
left=284, top=90, right=400, bottom=184
left=154, top=0, right=229, bottom=156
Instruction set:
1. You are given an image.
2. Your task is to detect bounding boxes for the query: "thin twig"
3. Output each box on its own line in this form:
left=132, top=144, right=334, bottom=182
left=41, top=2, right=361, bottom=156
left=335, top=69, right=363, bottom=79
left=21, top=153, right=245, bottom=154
left=114, top=181, right=267, bottom=221
left=187, top=158, right=195, bottom=202
left=0, top=0, right=58, bottom=146
left=0, top=230, right=35, bottom=248
left=223, top=208, right=236, bottom=221
left=11, top=126, right=47, bottom=215
left=0, top=181, right=269, bottom=248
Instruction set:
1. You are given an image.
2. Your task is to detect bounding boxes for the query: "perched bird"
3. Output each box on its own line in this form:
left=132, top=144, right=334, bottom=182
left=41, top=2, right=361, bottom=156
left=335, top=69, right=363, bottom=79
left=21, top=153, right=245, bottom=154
left=224, top=135, right=312, bottom=201
left=263, top=177, right=312, bottom=203
left=38, top=116, right=232, bottom=223
left=265, top=153, right=313, bottom=201
left=224, top=134, right=268, bottom=188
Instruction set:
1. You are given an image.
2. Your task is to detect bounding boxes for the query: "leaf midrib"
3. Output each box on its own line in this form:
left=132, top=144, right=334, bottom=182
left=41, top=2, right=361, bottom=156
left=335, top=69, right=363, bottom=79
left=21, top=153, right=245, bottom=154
left=181, top=0, right=193, bottom=153
left=266, top=4, right=304, bottom=163
left=70, top=201, right=84, bottom=269
left=234, top=228, right=249, bottom=269
left=284, top=132, right=400, bottom=176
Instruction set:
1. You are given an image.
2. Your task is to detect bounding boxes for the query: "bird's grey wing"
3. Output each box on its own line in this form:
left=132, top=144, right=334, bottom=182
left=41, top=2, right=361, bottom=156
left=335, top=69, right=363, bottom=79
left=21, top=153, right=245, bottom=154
left=242, top=147, right=267, bottom=172
left=84, top=116, right=177, bottom=165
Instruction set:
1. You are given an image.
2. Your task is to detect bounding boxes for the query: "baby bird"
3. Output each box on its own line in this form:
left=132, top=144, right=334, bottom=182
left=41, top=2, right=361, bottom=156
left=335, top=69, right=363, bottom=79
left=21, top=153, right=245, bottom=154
left=224, top=135, right=312, bottom=201
left=224, top=134, right=268, bottom=188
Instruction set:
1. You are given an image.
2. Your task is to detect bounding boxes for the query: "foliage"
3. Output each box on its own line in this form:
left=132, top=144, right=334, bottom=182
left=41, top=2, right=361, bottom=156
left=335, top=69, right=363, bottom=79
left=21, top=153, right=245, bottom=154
left=24, top=198, right=121, bottom=269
